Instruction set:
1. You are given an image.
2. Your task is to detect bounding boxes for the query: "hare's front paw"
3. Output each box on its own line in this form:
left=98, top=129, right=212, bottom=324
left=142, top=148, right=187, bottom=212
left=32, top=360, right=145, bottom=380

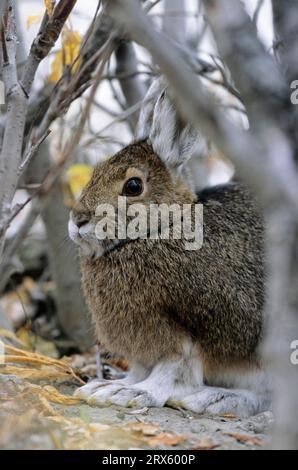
left=74, top=378, right=125, bottom=400
left=80, top=383, right=163, bottom=408
left=180, top=387, right=264, bottom=417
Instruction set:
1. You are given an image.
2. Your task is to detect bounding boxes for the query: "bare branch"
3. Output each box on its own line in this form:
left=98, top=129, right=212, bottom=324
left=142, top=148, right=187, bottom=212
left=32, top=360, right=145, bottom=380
left=21, top=0, right=77, bottom=95
left=163, top=0, right=186, bottom=45
left=84, top=100, right=142, bottom=146
left=272, top=0, right=298, bottom=84
left=106, top=0, right=298, bottom=215
left=0, top=1, right=28, bottom=257
left=201, top=0, right=290, bottom=133
left=18, top=130, right=51, bottom=176
left=252, top=0, right=264, bottom=26
left=115, top=41, right=147, bottom=129
left=0, top=200, right=40, bottom=293
left=0, top=0, right=78, bottom=263
left=37, top=42, right=113, bottom=196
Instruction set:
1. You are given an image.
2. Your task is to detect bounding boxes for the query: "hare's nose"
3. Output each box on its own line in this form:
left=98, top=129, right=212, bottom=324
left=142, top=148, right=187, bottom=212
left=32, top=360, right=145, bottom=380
left=76, top=216, right=90, bottom=228
left=71, top=211, right=90, bottom=228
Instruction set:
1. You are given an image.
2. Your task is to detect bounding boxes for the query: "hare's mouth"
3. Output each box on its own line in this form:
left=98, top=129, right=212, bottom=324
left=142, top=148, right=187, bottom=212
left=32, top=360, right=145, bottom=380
left=101, top=237, right=139, bottom=256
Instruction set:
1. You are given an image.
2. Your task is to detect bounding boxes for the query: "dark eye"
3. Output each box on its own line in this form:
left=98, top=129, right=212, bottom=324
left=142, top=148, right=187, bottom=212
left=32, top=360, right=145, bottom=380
left=122, top=177, right=143, bottom=196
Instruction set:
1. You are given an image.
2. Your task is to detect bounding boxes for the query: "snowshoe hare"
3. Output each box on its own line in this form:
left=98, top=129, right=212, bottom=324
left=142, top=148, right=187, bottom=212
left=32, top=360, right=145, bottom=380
left=69, top=81, right=270, bottom=417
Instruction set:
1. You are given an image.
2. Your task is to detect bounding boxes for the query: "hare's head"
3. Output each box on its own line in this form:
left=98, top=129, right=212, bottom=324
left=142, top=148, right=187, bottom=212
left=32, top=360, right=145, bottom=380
left=69, top=80, right=204, bottom=257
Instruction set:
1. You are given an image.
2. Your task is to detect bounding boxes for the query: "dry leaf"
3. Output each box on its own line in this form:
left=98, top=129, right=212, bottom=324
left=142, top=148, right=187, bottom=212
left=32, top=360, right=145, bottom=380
left=219, top=413, right=238, bottom=419
left=192, top=437, right=219, bottom=450
left=125, top=422, right=189, bottom=448
left=66, top=164, right=93, bottom=198
left=26, top=14, right=42, bottom=29
left=0, top=365, right=74, bottom=381
left=49, top=28, right=82, bottom=83
left=223, top=432, right=264, bottom=446
left=45, top=0, right=53, bottom=16
left=126, top=422, right=160, bottom=436
left=1, top=343, right=85, bottom=384
left=19, top=383, right=83, bottom=406
left=148, top=432, right=188, bottom=447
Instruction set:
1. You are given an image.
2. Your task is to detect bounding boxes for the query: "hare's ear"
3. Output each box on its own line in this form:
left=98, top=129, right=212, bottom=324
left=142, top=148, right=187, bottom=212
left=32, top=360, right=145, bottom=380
left=136, top=77, right=166, bottom=141
left=137, top=78, right=204, bottom=172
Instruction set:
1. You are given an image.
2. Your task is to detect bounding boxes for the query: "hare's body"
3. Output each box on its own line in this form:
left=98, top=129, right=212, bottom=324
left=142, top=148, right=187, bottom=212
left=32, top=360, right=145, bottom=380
left=69, top=142, right=270, bottom=416
left=69, top=82, right=270, bottom=416
left=81, top=178, right=264, bottom=376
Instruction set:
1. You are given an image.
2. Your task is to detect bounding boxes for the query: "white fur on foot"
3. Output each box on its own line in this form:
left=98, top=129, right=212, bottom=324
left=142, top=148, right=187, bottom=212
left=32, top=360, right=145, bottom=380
left=74, top=362, right=150, bottom=401
left=75, top=342, right=203, bottom=409
left=180, top=386, right=266, bottom=417
left=89, top=385, right=163, bottom=408
left=74, top=379, right=126, bottom=400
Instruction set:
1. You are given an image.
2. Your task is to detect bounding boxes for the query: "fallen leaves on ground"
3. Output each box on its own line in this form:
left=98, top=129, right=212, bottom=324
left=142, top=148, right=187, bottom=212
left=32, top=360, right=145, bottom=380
left=222, top=432, right=264, bottom=447
left=192, top=437, right=220, bottom=450
left=124, top=422, right=190, bottom=448
left=0, top=329, right=268, bottom=450
left=147, top=432, right=188, bottom=447
left=0, top=330, right=194, bottom=450
left=0, top=376, right=193, bottom=450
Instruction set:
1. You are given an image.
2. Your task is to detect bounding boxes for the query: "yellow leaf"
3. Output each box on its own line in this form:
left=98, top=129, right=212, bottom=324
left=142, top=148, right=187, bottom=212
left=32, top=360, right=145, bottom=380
left=45, top=0, right=53, bottom=16
left=26, top=14, right=42, bottom=30
left=48, top=29, right=82, bottom=83
left=66, top=164, right=93, bottom=198
left=63, top=30, right=82, bottom=66
left=49, top=50, right=63, bottom=83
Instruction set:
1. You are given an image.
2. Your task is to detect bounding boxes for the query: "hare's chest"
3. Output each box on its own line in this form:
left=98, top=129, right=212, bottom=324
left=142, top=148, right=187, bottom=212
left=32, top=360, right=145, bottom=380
left=81, top=259, right=148, bottom=321
left=80, top=258, right=180, bottom=362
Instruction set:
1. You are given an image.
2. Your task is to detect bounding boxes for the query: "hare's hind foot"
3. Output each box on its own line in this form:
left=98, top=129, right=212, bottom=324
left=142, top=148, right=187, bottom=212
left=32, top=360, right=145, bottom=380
left=178, top=386, right=270, bottom=418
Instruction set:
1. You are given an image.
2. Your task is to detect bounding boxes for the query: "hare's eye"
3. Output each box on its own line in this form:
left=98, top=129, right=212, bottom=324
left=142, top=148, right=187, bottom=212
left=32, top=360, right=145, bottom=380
left=122, top=177, right=143, bottom=197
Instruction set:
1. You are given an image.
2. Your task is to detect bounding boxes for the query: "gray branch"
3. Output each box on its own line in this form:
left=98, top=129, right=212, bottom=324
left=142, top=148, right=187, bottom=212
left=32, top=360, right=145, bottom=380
left=0, top=1, right=28, bottom=258
left=106, top=0, right=298, bottom=214
left=272, top=0, right=298, bottom=84
left=201, top=0, right=290, bottom=134
left=163, top=0, right=186, bottom=45
left=115, top=41, right=147, bottom=129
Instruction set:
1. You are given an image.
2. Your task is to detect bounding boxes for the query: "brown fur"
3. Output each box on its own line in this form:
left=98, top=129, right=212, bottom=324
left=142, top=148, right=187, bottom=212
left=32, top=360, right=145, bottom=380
left=73, top=141, right=265, bottom=378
